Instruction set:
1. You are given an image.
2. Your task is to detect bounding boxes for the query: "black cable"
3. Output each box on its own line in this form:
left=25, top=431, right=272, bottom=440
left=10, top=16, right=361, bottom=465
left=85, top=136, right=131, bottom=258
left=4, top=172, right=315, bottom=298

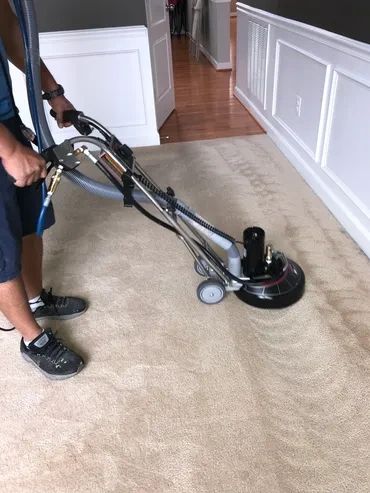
left=195, top=241, right=246, bottom=284
left=136, top=173, right=236, bottom=243
left=0, top=327, right=15, bottom=332
left=131, top=198, right=245, bottom=284
left=111, top=163, right=244, bottom=283
left=133, top=199, right=177, bottom=234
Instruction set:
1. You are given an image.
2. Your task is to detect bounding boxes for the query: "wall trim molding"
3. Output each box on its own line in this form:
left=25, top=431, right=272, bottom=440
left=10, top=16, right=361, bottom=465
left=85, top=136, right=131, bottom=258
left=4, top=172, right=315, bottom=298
left=234, top=86, right=370, bottom=258
left=200, top=44, right=232, bottom=70
left=235, top=6, right=370, bottom=257
left=271, top=39, right=333, bottom=162
left=11, top=26, right=160, bottom=148
left=39, top=25, right=149, bottom=42
left=236, top=3, right=370, bottom=63
left=321, top=69, right=370, bottom=220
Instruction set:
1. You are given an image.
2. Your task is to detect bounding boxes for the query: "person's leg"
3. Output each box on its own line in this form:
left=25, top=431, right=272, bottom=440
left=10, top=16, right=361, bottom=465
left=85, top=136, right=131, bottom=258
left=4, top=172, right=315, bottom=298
left=0, top=148, right=40, bottom=341
left=21, top=233, right=43, bottom=300
left=17, top=173, right=87, bottom=319
left=21, top=231, right=88, bottom=320
left=0, top=276, right=41, bottom=341
left=0, top=118, right=84, bottom=379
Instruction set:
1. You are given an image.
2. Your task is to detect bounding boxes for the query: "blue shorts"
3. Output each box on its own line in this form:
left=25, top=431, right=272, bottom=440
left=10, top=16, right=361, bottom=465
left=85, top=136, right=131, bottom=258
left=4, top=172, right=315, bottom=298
left=0, top=115, right=55, bottom=283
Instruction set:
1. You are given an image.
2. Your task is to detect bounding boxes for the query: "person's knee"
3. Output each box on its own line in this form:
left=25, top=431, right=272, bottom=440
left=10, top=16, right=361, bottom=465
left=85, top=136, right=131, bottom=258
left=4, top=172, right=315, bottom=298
left=0, top=242, right=21, bottom=284
left=0, top=269, right=21, bottom=285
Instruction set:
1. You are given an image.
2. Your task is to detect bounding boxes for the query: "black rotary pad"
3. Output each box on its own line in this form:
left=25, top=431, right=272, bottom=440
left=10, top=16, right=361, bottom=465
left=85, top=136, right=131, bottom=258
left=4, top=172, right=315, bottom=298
left=235, top=259, right=305, bottom=309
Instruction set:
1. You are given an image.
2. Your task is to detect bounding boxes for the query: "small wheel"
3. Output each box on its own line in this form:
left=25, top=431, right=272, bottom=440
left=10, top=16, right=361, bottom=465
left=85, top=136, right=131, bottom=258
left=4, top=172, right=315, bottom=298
left=194, top=258, right=218, bottom=278
left=197, top=279, right=226, bottom=305
left=194, top=258, right=209, bottom=277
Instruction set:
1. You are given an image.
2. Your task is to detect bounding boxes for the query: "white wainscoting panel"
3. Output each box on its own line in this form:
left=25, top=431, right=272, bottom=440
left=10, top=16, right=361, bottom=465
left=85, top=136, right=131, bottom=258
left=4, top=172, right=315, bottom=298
left=322, top=70, right=370, bottom=219
left=272, top=41, right=331, bottom=160
left=235, top=3, right=370, bottom=257
left=9, top=26, right=160, bottom=147
left=152, top=35, right=172, bottom=102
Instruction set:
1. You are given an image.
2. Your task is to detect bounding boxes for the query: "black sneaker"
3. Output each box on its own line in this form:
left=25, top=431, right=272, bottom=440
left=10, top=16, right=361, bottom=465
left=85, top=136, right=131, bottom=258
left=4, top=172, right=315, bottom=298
left=33, top=288, right=88, bottom=321
left=20, top=330, right=84, bottom=380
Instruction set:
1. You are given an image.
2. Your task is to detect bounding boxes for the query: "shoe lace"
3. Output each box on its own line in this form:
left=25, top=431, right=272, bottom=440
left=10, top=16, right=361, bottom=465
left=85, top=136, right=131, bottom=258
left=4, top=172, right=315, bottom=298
left=42, top=288, right=68, bottom=310
left=42, top=333, right=68, bottom=363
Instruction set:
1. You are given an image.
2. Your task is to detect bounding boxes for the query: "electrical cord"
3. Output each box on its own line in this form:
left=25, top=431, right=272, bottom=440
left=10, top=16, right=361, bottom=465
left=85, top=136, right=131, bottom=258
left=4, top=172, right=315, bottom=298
left=195, top=241, right=246, bottom=284
left=96, top=145, right=236, bottom=243
left=132, top=199, right=178, bottom=234
left=136, top=173, right=236, bottom=243
left=130, top=197, right=246, bottom=285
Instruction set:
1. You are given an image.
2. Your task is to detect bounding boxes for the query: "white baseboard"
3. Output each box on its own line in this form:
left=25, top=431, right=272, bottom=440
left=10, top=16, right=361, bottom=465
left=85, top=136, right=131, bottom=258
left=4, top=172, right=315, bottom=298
left=200, top=44, right=232, bottom=70
left=10, top=26, right=160, bottom=147
left=234, top=87, right=370, bottom=257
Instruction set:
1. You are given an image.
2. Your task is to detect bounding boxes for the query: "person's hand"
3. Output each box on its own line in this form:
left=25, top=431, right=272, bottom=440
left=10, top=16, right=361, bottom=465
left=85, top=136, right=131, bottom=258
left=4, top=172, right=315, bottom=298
left=1, top=141, right=47, bottom=187
left=48, top=95, right=75, bottom=129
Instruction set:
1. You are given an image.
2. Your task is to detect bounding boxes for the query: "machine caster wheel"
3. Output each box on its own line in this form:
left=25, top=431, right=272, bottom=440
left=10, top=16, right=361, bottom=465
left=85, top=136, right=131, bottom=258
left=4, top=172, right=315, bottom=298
left=194, top=258, right=218, bottom=278
left=197, top=279, right=226, bottom=305
left=194, top=258, right=208, bottom=276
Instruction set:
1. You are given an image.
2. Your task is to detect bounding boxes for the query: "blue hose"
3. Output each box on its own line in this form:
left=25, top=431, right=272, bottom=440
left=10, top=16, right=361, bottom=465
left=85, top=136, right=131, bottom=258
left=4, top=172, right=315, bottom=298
left=13, top=0, right=50, bottom=235
left=17, top=0, right=127, bottom=209
left=13, top=0, right=46, bottom=150
left=36, top=203, right=48, bottom=236
left=35, top=181, right=48, bottom=236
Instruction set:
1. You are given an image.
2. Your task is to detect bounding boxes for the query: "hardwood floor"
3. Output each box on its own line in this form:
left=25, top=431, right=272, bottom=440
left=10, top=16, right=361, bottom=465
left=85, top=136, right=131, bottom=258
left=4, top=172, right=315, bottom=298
left=159, top=18, right=264, bottom=144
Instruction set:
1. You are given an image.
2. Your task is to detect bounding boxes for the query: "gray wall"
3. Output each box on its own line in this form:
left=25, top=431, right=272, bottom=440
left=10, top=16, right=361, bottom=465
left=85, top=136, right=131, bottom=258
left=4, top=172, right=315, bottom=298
left=245, top=0, right=370, bottom=44
left=186, top=0, right=193, bottom=32
left=202, top=0, right=231, bottom=65
left=34, top=0, right=147, bottom=32
left=246, top=0, right=279, bottom=11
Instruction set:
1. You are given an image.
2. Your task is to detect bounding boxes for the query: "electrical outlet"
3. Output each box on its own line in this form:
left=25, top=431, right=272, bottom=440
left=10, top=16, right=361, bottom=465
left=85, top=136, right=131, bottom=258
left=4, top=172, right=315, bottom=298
left=296, top=95, right=302, bottom=117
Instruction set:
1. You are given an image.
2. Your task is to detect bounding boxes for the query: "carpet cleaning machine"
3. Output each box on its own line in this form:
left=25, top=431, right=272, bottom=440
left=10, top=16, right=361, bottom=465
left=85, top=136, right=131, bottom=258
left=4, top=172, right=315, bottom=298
left=14, top=0, right=305, bottom=309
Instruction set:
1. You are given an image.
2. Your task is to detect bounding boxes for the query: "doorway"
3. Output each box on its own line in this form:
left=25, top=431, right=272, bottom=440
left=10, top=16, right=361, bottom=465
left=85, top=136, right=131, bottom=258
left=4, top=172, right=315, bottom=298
left=148, top=0, right=264, bottom=144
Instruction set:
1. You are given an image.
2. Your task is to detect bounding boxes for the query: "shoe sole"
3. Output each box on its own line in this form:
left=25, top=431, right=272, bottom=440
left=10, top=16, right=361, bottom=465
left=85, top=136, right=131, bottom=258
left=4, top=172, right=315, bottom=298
left=35, top=306, right=88, bottom=322
left=21, top=352, right=84, bottom=380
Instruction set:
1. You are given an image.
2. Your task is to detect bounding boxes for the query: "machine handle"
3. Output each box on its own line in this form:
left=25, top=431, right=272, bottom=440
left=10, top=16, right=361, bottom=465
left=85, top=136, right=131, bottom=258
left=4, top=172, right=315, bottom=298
left=50, top=109, right=93, bottom=136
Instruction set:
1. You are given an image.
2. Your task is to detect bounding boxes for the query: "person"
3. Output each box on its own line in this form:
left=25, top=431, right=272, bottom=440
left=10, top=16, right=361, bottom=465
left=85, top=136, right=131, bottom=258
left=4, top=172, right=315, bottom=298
left=0, top=0, right=86, bottom=379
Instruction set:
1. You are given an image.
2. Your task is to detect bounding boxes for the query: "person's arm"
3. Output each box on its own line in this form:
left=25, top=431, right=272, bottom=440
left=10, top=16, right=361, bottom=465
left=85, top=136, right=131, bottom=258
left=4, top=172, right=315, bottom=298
left=0, top=0, right=74, bottom=128
left=0, top=123, right=46, bottom=187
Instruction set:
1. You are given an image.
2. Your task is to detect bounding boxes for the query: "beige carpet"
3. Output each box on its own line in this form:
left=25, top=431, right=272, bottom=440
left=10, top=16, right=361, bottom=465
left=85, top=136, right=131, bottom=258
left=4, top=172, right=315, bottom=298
left=1, top=135, right=370, bottom=493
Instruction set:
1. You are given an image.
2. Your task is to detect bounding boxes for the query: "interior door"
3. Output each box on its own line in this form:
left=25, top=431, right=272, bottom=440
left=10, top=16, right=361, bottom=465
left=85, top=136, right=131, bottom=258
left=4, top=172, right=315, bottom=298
left=145, top=0, right=176, bottom=129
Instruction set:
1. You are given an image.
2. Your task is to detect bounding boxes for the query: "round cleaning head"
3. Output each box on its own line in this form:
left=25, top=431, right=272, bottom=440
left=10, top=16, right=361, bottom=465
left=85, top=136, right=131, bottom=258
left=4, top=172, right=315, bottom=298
left=235, top=257, right=305, bottom=309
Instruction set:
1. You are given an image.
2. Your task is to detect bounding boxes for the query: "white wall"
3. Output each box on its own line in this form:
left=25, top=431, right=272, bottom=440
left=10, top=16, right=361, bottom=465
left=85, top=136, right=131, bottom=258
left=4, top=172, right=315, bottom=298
left=235, top=3, right=370, bottom=258
left=10, top=26, right=160, bottom=147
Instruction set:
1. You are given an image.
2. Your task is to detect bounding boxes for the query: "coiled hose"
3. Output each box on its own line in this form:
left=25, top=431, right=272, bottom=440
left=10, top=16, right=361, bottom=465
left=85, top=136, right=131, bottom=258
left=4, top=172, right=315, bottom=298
left=15, top=0, right=124, bottom=200
left=15, top=0, right=236, bottom=244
